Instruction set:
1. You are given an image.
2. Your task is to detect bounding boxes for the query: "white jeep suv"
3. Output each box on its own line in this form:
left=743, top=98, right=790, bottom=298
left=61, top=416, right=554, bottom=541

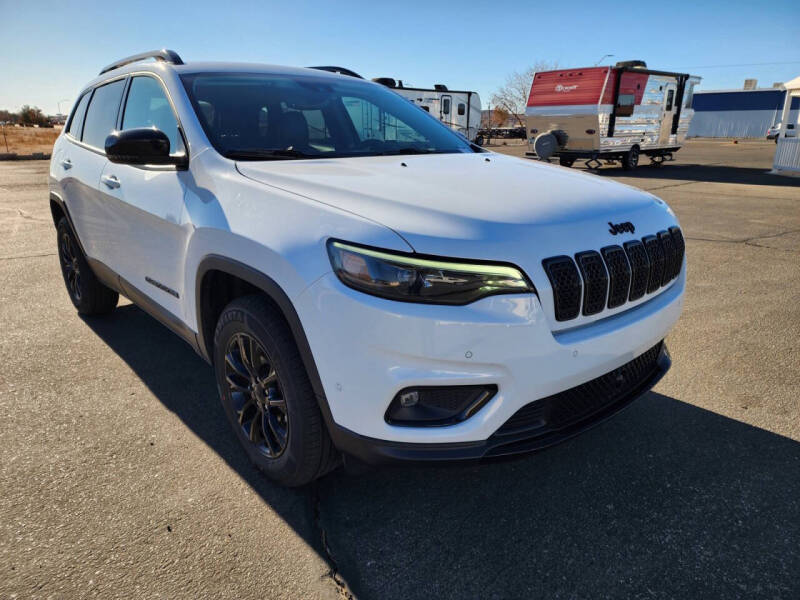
left=50, top=50, right=685, bottom=486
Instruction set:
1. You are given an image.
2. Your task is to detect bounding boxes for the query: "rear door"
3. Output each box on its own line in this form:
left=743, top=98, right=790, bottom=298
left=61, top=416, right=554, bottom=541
left=63, top=79, right=127, bottom=265
left=97, top=74, right=190, bottom=318
left=439, top=94, right=452, bottom=128
left=659, top=82, right=677, bottom=145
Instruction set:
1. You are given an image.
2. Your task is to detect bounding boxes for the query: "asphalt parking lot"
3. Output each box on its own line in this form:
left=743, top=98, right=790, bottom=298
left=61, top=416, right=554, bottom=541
left=1, top=139, right=798, bottom=599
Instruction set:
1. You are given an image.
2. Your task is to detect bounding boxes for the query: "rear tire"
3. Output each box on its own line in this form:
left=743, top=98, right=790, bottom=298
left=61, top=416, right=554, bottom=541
left=622, top=145, right=640, bottom=171
left=56, top=217, right=118, bottom=315
left=213, top=295, right=338, bottom=487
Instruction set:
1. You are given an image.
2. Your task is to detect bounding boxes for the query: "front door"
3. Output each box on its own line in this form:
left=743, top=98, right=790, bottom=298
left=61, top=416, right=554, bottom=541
left=659, top=83, right=677, bottom=145
left=96, top=74, right=190, bottom=319
left=439, top=94, right=452, bottom=128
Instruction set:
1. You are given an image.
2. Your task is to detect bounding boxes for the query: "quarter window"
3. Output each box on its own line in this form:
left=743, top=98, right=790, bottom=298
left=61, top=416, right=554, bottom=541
left=122, top=76, right=185, bottom=155
left=66, top=92, right=91, bottom=139
left=82, top=79, right=126, bottom=150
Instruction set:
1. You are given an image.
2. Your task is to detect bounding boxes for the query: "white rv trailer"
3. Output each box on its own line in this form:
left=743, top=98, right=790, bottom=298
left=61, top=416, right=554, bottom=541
left=309, top=67, right=482, bottom=142
left=381, top=80, right=482, bottom=143
left=525, top=61, right=701, bottom=169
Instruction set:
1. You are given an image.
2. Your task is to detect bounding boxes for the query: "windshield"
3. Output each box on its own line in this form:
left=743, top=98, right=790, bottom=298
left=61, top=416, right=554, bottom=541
left=180, top=72, right=478, bottom=160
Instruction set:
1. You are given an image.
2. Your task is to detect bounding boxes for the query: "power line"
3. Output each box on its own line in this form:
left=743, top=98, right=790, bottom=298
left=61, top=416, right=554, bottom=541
left=681, top=60, right=800, bottom=69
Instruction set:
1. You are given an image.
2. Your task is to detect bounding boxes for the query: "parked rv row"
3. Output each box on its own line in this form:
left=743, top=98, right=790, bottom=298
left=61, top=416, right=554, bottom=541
left=315, top=60, right=705, bottom=170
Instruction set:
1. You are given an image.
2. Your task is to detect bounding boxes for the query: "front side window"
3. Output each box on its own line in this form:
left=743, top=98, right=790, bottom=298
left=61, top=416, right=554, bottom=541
left=180, top=72, right=476, bottom=159
left=67, top=92, right=91, bottom=139
left=82, top=79, right=126, bottom=150
left=122, top=76, right=185, bottom=155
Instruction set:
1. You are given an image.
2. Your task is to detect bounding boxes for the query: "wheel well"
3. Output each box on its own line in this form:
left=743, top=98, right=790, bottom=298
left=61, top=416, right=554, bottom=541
left=198, top=269, right=285, bottom=361
left=50, top=199, right=66, bottom=227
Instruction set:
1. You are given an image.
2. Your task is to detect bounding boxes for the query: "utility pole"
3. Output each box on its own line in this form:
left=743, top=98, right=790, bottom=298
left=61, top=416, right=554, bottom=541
left=2, top=124, right=8, bottom=153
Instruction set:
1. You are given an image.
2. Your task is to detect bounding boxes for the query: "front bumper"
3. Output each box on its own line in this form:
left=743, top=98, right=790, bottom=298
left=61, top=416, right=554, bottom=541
left=328, top=342, right=670, bottom=464
left=294, top=266, right=684, bottom=448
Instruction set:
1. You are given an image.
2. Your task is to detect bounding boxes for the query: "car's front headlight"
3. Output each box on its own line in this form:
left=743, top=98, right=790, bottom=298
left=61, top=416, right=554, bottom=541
left=327, top=240, right=535, bottom=305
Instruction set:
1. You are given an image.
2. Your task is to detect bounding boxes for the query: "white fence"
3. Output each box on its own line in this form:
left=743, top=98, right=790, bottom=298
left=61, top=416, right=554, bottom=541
left=772, top=137, right=800, bottom=174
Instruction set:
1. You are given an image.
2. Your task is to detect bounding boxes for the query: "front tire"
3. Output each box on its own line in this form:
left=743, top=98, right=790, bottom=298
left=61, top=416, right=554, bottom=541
left=213, top=295, right=337, bottom=487
left=56, top=217, right=118, bottom=315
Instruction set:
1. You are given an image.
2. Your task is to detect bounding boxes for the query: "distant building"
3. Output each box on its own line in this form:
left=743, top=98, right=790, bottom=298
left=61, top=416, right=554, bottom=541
left=688, top=88, right=800, bottom=138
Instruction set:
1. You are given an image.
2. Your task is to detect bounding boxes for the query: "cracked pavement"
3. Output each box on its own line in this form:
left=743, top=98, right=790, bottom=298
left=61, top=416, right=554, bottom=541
left=1, top=140, right=799, bottom=599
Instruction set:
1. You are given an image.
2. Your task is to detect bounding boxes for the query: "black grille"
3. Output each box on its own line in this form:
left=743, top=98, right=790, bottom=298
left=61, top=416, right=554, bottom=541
left=542, top=256, right=582, bottom=321
left=658, top=230, right=677, bottom=285
left=575, top=251, right=608, bottom=316
left=601, top=245, right=631, bottom=309
left=642, top=235, right=665, bottom=294
left=542, top=227, right=684, bottom=322
left=496, top=342, right=663, bottom=436
left=669, top=226, right=685, bottom=277
left=623, top=240, right=650, bottom=301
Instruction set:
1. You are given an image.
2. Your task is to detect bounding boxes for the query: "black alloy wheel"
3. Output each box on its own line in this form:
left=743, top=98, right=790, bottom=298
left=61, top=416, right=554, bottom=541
left=59, top=229, right=82, bottom=303
left=223, top=332, right=289, bottom=458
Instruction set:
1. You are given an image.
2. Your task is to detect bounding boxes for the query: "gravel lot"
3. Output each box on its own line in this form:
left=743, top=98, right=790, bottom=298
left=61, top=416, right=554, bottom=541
left=1, top=140, right=798, bottom=599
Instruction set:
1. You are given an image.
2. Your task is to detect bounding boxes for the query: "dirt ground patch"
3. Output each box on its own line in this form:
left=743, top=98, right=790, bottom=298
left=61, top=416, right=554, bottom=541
left=0, top=125, right=60, bottom=155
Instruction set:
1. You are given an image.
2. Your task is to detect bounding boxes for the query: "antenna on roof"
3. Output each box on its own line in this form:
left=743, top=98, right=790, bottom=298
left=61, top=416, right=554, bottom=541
left=99, top=49, right=183, bottom=75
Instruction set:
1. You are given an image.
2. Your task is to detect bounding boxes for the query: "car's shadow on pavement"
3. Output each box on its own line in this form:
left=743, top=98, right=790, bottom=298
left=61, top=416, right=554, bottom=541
left=84, top=304, right=800, bottom=600
left=593, top=163, right=800, bottom=187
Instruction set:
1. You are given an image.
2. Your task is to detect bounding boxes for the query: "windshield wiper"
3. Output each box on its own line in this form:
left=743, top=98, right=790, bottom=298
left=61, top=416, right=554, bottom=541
left=223, top=148, right=318, bottom=161
left=378, top=147, right=445, bottom=156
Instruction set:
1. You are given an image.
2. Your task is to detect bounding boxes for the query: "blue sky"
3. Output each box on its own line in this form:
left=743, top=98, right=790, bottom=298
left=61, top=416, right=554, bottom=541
left=1, top=0, right=799, bottom=114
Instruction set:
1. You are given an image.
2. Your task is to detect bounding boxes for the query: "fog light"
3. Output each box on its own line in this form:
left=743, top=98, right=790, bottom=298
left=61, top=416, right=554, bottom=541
left=385, top=385, right=498, bottom=427
left=399, top=390, right=419, bottom=408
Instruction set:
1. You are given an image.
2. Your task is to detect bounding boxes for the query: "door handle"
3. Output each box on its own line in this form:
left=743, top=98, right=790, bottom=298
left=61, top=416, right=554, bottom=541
left=100, top=174, right=120, bottom=189
left=60, top=159, right=72, bottom=170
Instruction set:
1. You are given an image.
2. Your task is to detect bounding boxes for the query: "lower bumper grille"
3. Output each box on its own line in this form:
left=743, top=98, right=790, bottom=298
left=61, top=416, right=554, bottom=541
left=494, top=342, right=664, bottom=438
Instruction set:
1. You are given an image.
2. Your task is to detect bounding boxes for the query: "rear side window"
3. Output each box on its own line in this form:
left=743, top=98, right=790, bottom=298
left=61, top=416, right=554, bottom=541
left=82, top=79, right=126, bottom=150
left=66, top=92, right=91, bottom=139
left=122, top=76, right=185, bottom=155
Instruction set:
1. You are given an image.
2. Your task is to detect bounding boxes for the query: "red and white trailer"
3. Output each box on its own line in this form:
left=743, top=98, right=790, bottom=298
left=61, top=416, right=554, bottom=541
left=525, top=61, right=701, bottom=169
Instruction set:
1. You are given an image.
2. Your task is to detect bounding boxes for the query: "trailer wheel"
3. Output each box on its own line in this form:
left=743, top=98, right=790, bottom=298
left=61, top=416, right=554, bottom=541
left=622, top=145, right=640, bottom=171
left=475, top=135, right=484, bottom=146
left=559, top=157, right=575, bottom=168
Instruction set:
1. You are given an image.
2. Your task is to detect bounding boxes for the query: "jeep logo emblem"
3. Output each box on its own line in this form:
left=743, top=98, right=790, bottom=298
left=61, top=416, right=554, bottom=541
left=608, top=221, right=635, bottom=235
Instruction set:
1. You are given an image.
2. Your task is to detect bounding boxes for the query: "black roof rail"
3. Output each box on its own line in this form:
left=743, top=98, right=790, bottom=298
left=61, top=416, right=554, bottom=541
left=308, top=66, right=363, bottom=79
left=99, top=49, right=184, bottom=75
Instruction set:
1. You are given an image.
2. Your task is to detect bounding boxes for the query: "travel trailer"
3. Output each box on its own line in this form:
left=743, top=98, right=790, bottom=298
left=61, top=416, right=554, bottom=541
left=525, top=61, right=701, bottom=169
left=310, top=67, right=482, bottom=143
left=384, top=81, right=482, bottom=143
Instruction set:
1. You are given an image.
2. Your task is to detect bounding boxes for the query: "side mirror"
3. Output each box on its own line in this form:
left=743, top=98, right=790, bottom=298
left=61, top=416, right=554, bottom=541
left=105, top=128, right=187, bottom=168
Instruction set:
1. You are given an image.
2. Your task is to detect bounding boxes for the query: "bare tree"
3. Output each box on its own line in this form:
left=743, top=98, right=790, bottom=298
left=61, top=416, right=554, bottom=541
left=492, top=107, right=510, bottom=128
left=491, top=61, right=559, bottom=127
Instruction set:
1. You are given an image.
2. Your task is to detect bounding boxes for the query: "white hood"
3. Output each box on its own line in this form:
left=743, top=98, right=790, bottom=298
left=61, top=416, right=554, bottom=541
left=236, top=152, right=677, bottom=262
